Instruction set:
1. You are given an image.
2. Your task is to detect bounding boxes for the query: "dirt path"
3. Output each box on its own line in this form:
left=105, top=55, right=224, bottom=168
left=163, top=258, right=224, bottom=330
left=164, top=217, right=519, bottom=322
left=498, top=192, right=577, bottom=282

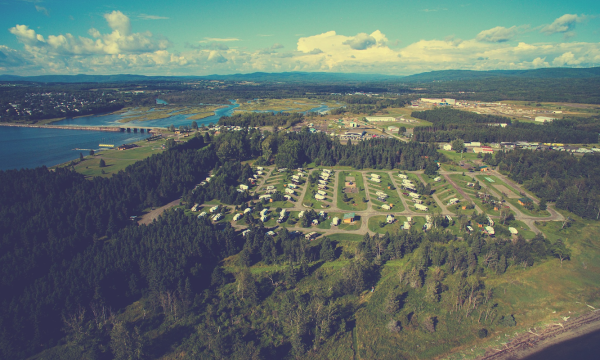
left=137, top=199, right=180, bottom=225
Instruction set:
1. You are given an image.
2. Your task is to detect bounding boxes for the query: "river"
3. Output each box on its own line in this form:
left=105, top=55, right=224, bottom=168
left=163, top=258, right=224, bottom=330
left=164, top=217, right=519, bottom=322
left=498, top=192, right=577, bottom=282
left=0, top=100, right=334, bottom=171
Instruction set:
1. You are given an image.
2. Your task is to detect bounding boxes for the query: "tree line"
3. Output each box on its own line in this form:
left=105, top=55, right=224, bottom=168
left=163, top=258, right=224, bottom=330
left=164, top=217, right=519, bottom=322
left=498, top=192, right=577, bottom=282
left=487, top=149, right=600, bottom=219
left=411, top=108, right=598, bottom=144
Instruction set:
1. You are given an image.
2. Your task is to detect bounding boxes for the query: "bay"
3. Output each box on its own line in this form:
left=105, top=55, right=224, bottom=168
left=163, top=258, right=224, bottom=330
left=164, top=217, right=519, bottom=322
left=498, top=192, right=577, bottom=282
left=0, top=127, right=147, bottom=171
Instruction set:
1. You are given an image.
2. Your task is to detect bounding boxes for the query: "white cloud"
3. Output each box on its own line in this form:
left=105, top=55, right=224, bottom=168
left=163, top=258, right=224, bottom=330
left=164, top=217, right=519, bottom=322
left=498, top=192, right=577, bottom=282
left=4, top=17, right=600, bottom=76
left=343, top=33, right=377, bottom=50
left=9, top=11, right=170, bottom=56
left=104, top=10, right=131, bottom=35
left=138, top=14, right=169, bottom=20
left=476, top=26, right=521, bottom=43
left=0, top=45, right=30, bottom=68
left=199, top=37, right=240, bottom=43
left=35, top=5, right=49, bottom=16
left=541, top=14, right=585, bottom=36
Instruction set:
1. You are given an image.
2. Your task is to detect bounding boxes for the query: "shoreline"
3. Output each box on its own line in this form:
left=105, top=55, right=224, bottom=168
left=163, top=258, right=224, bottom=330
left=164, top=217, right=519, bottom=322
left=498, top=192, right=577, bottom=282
left=475, top=310, right=600, bottom=360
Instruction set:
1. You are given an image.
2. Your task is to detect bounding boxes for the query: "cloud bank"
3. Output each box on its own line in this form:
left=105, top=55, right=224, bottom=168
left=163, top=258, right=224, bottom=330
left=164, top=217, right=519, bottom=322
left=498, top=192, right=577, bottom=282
left=2, top=12, right=599, bottom=76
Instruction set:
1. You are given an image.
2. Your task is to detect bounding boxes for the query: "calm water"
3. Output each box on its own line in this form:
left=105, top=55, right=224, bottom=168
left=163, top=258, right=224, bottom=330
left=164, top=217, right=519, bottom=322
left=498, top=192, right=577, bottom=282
left=0, top=127, right=147, bottom=171
left=522, top=328, right=600, bottom=360
left=52, top=100, right=240, bottom=128
left=0, top=100, right=334, bottom=171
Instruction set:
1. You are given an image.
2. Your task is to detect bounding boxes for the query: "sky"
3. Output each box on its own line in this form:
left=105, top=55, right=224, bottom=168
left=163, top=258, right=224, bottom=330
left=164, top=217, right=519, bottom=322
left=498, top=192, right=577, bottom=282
left=0, top=0, right=599, bottom=76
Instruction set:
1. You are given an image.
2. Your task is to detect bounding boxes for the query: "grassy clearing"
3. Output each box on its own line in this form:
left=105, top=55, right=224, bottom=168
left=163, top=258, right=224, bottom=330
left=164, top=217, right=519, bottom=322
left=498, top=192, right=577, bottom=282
left=302, top=174, right=333, bottom=210
left=235, top=98, right=340, bottom=113
left=367, top=172, right=405, bottom=212
left=55, top=137, right=168, bottom=178
left=505, top=198, right=550, bottom=218
left=337, top=171, right=367, bottom=211
left=438, top=149, right=480, bottom=163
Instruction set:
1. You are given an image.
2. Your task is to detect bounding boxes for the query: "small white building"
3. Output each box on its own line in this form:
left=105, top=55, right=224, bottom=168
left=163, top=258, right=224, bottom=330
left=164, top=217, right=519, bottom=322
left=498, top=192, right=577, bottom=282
left=244, top=207, right=252, bottom=214
left=409, top=193, right=420, bottom=199
left=382, top=204, right=392, bottom=210
left=317, top=190, right=327, bottom=196
left=212, top=213, right=222, bottom=221
left=371, top=173, right=381, bottom=179
left=404, top=221, right=411, bottom=230
left=398, top=174, right=408, bottom=179
left=485, top=226, right=495, bottom=236
left=315, top=194, right=326, bottom=200
left=260, top=209, right=269, bottom=216
left=332, top=217, right=340, bottom=226
left=442, top=144, right=452, bottom=151
left=299, top=211, right=305, bottom=218
left=386, top=215, right=395, bottom=223
left=415, top=204, right=428, bottom=211
left=371, top=178, right=381, bottom=183
left=509, top=227, right=518, bottom=235
left=434, top=177, right=441, bottom=182
left=260, top=215, right=268, bottom=222
left=198, top=212, right=207, bottom=218
left=285, top=188, right=296, bottom=195
left=233, top=213, right=242, bottom=221
left=209, top=205, right=219, bottom=213
left=242, top=229, right=251, bottom=236
left=239, top=184, right=249, bottom=190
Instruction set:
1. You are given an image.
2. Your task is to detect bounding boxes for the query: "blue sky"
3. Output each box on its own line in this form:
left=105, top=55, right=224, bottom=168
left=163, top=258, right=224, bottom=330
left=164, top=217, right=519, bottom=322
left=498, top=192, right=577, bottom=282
left=0, top=0, right=599, bottom=75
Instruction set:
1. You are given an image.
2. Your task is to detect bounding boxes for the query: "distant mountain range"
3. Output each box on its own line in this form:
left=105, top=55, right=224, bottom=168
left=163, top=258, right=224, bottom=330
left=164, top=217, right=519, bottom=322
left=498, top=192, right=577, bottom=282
left=1, top=67, right=600, bottom=83
left=399, top=67, right=600, bottom=82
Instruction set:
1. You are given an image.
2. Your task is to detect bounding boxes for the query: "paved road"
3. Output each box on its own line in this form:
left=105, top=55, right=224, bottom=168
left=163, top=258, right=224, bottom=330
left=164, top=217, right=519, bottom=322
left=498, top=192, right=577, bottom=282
left=190, top=167, right=565, bottom=238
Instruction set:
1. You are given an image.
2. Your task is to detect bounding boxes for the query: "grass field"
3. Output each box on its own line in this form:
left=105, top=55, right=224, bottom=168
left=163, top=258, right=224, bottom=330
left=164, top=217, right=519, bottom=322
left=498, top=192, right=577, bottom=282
left=302, top=171, right=334, bottom=209
left=57, top=137, right=169, bottom=178
left=366, top=172, right=405, bottom=212
left=337, top=171, right=367, bottom=211
left=235, top=98, right=341, bottom=113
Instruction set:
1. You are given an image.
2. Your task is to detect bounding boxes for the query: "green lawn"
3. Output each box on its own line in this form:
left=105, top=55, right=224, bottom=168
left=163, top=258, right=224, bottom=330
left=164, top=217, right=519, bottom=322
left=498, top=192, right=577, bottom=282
left=337, top=171, right=367, bottom=211
left=506, top=198, right=551, bottom=217
left=367, top=172, right=405, bottom=212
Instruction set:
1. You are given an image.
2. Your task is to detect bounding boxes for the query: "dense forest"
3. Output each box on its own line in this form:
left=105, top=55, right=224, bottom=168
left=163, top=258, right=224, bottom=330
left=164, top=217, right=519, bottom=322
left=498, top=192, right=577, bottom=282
left=418, top=77, right=600, bottom=104
left=262, top=129, right=442, bottom=170
left=411, top=108, right=599, bottom=143
left=484, top=149, right=600, bottom=219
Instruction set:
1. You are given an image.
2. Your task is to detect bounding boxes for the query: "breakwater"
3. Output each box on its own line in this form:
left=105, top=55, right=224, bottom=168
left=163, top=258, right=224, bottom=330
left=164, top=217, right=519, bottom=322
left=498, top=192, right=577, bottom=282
left=0, top=123, right=153, bottom=133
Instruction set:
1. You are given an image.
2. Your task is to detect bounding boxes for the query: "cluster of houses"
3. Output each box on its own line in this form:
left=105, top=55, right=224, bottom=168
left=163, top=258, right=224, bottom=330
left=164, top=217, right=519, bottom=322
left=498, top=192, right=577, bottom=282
left=441, top=140, right=599, bottom=154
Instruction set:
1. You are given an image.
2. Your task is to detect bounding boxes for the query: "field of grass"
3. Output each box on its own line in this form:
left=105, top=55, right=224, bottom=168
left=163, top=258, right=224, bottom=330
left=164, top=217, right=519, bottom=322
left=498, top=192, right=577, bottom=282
left=54, top=137, right=169, bottom=178
left=367, top=172, right=405, bottom=212
left=235, top=98, right=341, bottom=113
left=118, top=105, right=222, bottom=123
left=438, top=149, right=480, bottom=163
left=302, top=173, right=333, bottom=210
left=337, top=171, right=367, bottom=211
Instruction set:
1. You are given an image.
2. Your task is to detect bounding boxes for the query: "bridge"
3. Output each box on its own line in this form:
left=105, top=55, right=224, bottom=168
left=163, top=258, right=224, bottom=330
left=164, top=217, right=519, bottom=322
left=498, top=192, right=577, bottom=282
left=0, top=123, right=156, bottom=133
